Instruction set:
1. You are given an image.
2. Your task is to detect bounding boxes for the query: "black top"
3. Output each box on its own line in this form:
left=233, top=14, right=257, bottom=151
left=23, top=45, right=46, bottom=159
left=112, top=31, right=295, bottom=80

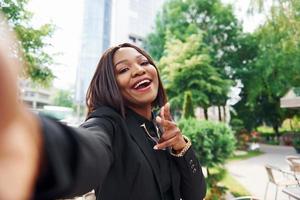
left=34, top=106, right=206, bottom=200
left=128, top=109, right=173, bottom=200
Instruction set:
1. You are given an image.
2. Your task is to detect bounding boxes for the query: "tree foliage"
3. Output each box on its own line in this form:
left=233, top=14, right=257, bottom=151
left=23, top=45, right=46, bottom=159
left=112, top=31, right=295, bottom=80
left=145, top=0, right=300, bottom=133
left=52, top=89, right=74, bottom=108
left=144, top=0, right=242, bottom=73
left=144, top=0, right=240, bottom=119
left=231, top=0, right=300, bottom=134
left=0, top=0, right=55, bottom=86
left=160, top=34, right=232, bottom=119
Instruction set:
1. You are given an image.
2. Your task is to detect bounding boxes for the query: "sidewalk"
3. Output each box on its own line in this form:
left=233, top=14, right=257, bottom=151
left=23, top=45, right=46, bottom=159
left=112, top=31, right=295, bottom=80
left=226, top=144, right=299, bottom=200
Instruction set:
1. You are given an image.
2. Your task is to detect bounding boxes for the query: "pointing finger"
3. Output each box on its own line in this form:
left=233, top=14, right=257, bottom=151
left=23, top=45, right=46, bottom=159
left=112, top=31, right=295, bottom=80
left=156, top=116, right=176, bottom=130
left=163, top=102, right=172, bottom=121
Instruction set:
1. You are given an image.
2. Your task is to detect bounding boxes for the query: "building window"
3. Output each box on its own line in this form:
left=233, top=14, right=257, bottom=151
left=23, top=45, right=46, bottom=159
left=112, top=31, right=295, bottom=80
left=129, top=35, right=136, bottom=43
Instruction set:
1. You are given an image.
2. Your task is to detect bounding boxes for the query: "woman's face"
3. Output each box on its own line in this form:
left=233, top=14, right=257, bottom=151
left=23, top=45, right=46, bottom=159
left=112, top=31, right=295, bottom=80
left=113, top=47, right=159, bottom=109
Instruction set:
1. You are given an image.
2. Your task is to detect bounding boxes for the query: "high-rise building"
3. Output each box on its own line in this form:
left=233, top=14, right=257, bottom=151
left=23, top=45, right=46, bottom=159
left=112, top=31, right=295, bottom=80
left=75, top=0, right=112, bottom=104
left=111, top=0, right=165, bottom=46
left=75, top=0, right=165, bottom=104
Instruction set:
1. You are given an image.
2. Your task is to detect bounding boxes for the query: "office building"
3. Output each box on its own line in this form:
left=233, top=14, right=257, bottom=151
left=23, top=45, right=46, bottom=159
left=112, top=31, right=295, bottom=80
left=75, top=0, right=112, bottom=104
left=20, top=79, right=52, bottom=109
left=111, top=0, right=165, bottom=46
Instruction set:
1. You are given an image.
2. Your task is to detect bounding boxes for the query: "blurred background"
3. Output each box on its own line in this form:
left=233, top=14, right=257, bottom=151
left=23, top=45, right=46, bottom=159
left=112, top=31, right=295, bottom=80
left=1, top=0, right=300, bottom=199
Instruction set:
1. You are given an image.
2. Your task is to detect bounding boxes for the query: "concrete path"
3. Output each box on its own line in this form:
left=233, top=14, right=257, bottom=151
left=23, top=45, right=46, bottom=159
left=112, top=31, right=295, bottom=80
left=226, top=144, right=299, bottom=200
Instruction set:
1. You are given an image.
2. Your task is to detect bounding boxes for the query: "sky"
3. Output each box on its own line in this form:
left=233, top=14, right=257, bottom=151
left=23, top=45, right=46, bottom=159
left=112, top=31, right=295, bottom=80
left=27, top=0, right=268, bottom=90
left=28, top=0, right=84, bottom=90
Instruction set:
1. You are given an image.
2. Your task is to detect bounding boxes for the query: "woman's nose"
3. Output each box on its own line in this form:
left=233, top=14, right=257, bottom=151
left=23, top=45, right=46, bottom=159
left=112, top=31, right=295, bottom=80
left=132, top=64, right=146, bottom=77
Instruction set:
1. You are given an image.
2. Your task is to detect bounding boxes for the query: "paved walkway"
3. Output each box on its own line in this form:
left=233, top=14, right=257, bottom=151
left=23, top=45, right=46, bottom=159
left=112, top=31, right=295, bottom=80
left=226, top=144, right=299, bottom=200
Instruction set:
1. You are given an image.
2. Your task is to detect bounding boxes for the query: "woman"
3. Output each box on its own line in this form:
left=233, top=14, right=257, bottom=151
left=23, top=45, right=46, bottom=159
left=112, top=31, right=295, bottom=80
left=0, top=18, right=206, bottom=200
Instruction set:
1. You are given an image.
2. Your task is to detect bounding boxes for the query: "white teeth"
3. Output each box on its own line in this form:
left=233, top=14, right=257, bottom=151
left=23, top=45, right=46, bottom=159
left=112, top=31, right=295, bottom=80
left=134, top=79, right=150, bottom=89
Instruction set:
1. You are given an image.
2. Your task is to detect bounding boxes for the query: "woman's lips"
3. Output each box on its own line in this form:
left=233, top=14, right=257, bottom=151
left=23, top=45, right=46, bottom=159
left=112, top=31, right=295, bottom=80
left=132, top=79, right=151, bottom=89
left=132, top=82, right=152, bottom=92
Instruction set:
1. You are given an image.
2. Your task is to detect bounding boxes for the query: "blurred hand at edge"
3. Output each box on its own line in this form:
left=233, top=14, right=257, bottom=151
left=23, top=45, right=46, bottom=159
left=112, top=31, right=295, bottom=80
left=0, top=14, right=42, bottom=200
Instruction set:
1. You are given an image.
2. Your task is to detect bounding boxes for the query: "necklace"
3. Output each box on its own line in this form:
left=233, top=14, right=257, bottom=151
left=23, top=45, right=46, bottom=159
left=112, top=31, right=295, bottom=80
left=140, top=123, right=161, bottom=144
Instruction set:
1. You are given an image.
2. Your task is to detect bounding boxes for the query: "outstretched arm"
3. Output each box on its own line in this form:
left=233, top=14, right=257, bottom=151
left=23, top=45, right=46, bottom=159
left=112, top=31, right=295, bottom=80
left=34, top=117, right=114, bottom=200
left=0, top=17, right=114, bottom=200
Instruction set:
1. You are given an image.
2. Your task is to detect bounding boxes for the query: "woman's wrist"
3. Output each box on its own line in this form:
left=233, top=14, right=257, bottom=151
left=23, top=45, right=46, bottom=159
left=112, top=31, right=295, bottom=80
left=172, top=135, right=187, bottom=152
left=171, top=135, right=192, bottom=157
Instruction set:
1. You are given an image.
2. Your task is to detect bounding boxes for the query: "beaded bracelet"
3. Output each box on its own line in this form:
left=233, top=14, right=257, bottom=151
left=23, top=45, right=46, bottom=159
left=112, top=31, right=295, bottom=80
left=170, top=135, right=192, bottom=157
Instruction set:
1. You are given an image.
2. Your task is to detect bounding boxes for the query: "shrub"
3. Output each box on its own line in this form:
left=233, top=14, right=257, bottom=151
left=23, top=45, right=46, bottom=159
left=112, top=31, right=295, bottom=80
left=179, top=118, right=236, bottom=168
left=292, top=135, right=300, bottom=153
left=182, top=91, right=195, bottom=119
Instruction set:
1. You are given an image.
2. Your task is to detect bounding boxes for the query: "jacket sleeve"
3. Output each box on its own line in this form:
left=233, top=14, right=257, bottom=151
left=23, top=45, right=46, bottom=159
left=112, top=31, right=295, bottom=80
left=34, top=116, right=115, bottom=200
left=172, top=147, right=206, bottom=200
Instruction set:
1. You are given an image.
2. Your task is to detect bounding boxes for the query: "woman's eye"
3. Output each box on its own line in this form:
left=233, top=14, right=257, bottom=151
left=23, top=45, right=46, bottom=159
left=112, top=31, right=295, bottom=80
left=119, top=68, right=129, bottom=74
left=141, top=61, right=149, bottom=66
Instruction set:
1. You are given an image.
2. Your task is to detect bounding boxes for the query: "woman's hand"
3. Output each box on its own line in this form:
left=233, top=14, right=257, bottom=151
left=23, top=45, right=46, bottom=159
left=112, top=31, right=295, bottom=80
left=154, top=103, right=186, bottom=153
left=0, top=22, right=42, bottom=200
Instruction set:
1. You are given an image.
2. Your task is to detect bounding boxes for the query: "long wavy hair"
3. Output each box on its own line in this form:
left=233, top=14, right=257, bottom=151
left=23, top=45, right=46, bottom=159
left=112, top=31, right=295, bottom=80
left=86, top=43, right=167, bottom=118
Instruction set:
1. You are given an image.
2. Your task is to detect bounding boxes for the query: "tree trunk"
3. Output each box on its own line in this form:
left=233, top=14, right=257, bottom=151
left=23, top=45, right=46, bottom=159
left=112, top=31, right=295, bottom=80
left=273, top=124, right=280, bottom=138
left=207, top=167, right=210, bottom=177
left=223, top=105, right=226, bottom=122
left=218, top=105, right=222, bottom=122
left=204, top=108, right=208, bottom=120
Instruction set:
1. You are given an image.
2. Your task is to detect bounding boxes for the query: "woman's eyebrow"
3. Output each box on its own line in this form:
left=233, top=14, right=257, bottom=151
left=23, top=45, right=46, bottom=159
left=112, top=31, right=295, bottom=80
left=115, top=55, right=146, bottom=67
left=137, top=55, right=146, bottom=60
left=114, top=59, right=128, bottom=67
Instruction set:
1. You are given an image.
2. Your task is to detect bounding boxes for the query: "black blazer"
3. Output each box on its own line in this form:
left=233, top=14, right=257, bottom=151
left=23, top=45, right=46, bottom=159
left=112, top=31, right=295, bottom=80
left=35, top=106, right=206, bottom=200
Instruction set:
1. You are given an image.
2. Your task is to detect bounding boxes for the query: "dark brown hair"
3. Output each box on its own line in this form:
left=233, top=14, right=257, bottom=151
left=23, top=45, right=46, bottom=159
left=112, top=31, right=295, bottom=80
left=86, top=43, right=167, bottom=118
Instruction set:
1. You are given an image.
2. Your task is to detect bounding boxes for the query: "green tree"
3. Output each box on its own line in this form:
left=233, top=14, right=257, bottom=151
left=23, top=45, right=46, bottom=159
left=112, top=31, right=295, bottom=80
left=182, top=91, right=195, bottom=119
left=144, top=0, right=240, bottom=120
left=232, top=1, right=300, bottom=135
left=52, top=89, right=74, bottom=108
left=0, top=0, right=55, bottom=86
left=144, top=0, right=242, bottom=75
left=230, top=33, right=261, bottom=131
left=160, top=34, right=232, bottom=119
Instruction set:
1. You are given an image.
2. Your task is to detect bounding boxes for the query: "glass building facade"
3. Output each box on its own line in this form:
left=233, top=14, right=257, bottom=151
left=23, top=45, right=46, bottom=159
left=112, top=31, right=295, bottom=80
left=75, top=0, right=112, bottom=104
left=111, top=0, right=165, bottom=46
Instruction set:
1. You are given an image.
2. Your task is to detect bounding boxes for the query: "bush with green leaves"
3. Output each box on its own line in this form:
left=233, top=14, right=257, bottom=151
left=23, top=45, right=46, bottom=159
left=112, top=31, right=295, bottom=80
left=293, top=136, right=300, bottom=148
left=179, top=118, right=236, bottom=168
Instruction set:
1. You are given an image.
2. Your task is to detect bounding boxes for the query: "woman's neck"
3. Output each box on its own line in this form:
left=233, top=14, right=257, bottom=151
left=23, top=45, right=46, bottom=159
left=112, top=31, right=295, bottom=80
left=128, top=105, right=152, bottom=120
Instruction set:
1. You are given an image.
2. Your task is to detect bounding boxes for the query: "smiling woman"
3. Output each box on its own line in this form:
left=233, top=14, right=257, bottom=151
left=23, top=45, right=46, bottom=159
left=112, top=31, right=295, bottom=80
left=0, top=17, right=206, bottom=199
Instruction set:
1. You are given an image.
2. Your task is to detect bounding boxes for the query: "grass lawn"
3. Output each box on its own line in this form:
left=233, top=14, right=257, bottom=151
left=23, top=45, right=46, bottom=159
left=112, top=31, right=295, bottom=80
left=209, top=167, right=251, bottom=197
left=220, top=170, right=251, bottom=197
left=228, top=150, right=264, bottom=162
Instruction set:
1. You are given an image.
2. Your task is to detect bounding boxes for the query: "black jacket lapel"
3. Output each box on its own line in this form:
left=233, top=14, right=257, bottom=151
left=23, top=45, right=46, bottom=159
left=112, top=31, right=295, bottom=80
left=125, top=111, right=164, bottom=198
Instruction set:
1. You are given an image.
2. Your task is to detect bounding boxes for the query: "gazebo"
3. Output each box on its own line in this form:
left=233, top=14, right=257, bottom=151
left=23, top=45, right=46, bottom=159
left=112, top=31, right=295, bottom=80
left=280, top=88, right=300, bottom=109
